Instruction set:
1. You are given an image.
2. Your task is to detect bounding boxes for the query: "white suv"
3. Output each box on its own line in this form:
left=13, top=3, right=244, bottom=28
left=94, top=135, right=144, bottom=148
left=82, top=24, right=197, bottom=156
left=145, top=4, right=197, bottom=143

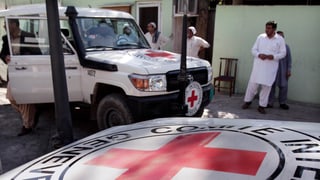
left=0, top=5, right=214, bottom=129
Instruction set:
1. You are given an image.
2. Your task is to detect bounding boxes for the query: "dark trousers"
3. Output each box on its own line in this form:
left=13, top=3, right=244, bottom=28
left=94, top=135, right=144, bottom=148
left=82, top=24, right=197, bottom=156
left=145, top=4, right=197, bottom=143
left=268, top=83, right=288, bottom=105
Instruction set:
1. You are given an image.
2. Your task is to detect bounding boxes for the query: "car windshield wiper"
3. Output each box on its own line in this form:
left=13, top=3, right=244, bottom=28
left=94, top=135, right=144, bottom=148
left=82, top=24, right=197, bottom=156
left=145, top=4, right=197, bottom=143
left=116, top=43, right=150, bottom=49
left=85, top=46, right=114, bottom=51
left=116, top=42, right=138, bottom=46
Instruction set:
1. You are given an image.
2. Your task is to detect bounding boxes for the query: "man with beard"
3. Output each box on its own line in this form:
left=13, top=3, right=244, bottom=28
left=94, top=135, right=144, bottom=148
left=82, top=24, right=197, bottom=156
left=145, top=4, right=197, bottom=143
left=242, top=21, right=286, bottom=114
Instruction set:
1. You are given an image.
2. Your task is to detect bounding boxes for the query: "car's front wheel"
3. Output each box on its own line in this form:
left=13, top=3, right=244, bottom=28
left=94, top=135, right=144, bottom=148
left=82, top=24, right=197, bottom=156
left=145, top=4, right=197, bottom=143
left=97, top=94, right=133, bottom=130
left=192, top=107, right=204, bottom=117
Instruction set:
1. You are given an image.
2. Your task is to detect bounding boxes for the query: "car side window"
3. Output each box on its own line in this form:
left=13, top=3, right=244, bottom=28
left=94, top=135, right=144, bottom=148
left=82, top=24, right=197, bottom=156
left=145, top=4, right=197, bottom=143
left=7, top=17, right=77, bottom=56
left=60, top=20, right=76, bottom=55
left=7, top=17, right=48, bottom=56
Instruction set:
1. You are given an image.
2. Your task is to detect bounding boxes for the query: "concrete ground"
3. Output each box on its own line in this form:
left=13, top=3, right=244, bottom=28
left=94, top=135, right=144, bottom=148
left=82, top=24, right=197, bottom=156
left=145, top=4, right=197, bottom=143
left=0, top=87, right=319, bottom=174
left=202, top=91, right=320, bottom=123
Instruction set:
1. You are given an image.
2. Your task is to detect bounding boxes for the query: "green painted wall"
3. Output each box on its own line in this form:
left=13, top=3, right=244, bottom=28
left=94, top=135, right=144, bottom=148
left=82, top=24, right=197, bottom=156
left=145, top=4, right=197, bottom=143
left=213, top=5, right=320, bottom=104
left=4, top=0, right=43, bottom=6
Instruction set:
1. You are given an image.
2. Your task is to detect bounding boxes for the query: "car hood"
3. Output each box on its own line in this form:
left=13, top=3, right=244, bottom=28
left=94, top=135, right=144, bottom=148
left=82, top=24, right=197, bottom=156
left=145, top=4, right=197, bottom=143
left=85, top=49, right=210, bottom=74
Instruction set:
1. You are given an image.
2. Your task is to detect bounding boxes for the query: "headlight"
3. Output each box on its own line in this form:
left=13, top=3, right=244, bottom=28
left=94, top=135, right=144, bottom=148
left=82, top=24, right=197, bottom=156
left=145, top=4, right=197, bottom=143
left=207, top=66, right=213, bottom=83
left=129, top=74, right=167, bottom=91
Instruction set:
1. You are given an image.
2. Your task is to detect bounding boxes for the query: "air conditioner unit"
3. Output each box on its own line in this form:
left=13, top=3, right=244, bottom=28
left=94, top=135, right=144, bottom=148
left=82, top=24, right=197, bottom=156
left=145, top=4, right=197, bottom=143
left=175, top=0, right=198, bottom=15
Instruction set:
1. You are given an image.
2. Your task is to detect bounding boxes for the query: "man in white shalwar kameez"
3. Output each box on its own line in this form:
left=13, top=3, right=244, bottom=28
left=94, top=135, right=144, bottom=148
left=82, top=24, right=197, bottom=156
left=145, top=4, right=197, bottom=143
left=242, top=21, right=286, bottom=114
left=187, top=26, right=210, bottom=58
left=144, top=22, right=168, bottom=50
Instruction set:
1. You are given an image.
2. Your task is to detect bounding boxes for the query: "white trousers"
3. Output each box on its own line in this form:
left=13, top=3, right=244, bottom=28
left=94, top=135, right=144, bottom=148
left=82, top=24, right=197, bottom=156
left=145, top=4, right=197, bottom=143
left=244, top=82, right=271, bottom=107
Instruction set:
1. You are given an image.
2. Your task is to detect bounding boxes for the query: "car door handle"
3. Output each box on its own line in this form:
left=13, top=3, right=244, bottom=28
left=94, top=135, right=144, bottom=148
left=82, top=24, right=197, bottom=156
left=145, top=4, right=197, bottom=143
left=15, top=67, right=27, bottom=70
left=65, top=66, right=78, bottom=70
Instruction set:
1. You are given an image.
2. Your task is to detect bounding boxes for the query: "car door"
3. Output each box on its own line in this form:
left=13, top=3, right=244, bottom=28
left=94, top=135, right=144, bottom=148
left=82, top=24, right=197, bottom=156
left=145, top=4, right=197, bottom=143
left=7, top=17, right=82, bottom=104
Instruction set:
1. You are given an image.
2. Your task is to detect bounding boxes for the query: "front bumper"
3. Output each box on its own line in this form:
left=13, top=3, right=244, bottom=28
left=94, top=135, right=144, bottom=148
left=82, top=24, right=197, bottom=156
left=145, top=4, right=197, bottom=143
left=127, top=83, right=214, bottom=121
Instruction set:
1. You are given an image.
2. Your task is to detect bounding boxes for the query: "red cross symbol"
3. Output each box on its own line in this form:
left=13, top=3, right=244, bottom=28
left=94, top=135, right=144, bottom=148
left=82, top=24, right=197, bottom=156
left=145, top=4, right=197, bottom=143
left=145, top=50, right=174, bottom=59
left=86, top=132, right=266, bottom=179
left=187, top=90, right=198, bottom=108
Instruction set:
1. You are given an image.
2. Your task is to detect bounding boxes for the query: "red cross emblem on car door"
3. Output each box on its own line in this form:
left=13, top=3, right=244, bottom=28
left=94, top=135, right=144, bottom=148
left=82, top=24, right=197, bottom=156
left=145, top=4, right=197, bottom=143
left=86, top=132, right=267, bottom=179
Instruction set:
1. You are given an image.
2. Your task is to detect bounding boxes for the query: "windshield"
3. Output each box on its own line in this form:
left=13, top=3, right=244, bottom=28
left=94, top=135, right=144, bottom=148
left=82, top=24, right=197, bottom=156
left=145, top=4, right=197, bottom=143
left=75, top=17, right=150, bottom=51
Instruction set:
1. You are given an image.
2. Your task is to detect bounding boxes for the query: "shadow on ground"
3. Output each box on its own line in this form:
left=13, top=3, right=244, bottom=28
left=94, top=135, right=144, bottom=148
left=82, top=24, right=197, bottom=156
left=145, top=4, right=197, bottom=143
left=0, top=104, right=98, bottom=173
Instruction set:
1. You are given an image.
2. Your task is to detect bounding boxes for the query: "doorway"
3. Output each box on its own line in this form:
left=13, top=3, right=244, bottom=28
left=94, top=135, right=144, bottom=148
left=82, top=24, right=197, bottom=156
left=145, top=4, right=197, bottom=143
left=137, top=2, right=161, bottom=34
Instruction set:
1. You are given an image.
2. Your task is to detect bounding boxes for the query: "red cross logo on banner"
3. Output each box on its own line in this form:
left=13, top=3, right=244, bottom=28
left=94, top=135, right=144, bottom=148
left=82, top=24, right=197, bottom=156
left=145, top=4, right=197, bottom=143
left=145, top=50, right=174, bottom=59
left=86, top=132, right=267, bottom=179
left=187, top=90, right=198, bottom=108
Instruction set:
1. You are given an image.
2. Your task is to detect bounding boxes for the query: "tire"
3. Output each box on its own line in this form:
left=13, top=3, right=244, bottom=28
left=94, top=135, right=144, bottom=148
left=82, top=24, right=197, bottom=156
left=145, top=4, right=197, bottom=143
left=97, top=94, right=133, bottom=130
left=193, top=107, right=204, bottom=117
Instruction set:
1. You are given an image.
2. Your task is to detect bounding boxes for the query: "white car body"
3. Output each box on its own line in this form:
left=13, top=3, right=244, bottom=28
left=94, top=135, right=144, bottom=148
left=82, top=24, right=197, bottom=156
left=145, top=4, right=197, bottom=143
left=0, top=5, right=214, bottom=128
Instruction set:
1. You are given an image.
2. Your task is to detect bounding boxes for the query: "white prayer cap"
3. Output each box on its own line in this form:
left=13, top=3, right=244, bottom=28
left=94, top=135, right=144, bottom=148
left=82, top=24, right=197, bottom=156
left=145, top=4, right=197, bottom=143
left=188, top=26, right=197, bottom=35
left=149, top=22, right=157, bottom=28
left=123, top=23, right=130, bottom=29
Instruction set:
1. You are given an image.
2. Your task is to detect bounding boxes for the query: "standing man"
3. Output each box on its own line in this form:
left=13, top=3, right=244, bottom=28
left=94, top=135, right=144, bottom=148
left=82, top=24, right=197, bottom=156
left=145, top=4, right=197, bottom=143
left=144, top=22, right=168, bottom=50
left=187, top=26, right=210, bottom=58
left=268, top=31, right=292, bottom=110
left=242, top=21, right=286, bottom=114
left=0, top=19, right=41, bottom=136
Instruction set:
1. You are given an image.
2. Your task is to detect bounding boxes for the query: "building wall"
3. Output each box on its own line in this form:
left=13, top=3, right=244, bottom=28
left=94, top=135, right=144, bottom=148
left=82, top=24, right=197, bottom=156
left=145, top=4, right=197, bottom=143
left=213, top=5, right=320, bottom=104
left=173, top=0, right=211, bottom=59
left=4, top=0, right=44, bottom=7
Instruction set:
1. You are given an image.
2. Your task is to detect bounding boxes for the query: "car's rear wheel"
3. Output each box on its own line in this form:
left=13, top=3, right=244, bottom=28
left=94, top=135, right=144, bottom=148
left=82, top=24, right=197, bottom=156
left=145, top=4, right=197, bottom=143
left=97, top=94, right=133, bottom=130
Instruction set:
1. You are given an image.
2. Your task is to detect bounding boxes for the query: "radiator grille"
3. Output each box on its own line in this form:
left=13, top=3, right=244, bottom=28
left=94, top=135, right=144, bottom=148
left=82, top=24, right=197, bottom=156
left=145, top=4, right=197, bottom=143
left=166, top=67, right=208, bottom=91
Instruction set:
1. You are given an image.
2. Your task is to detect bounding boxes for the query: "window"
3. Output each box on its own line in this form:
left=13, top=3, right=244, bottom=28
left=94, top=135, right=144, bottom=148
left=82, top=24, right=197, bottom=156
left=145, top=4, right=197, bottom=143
left=175, top=0, right=198, bottom=15
left=75, top=17, right=149, bottom=51
left=136, top=2, right=161, bottom=34
left=6, top=17, right=76, bottom=56
left=7, top=17, right=48, bottom=55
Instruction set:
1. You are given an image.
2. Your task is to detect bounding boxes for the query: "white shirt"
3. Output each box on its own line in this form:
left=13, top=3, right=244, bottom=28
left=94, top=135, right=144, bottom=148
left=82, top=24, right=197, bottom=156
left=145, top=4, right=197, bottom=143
left=144, top=32, right=168, bottom=50
left=249, top=33, right=286, bottom=86
left=187, top=36, right=210, bottom=58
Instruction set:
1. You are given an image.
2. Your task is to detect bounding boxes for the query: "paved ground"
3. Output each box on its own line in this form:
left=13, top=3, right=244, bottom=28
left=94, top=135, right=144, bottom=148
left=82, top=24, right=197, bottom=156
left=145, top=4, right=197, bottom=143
left=203, top=91, right=320, bottom=123
left=0, top=87, right=98, bottom=174
left=0, top=86, right=319, bottom=174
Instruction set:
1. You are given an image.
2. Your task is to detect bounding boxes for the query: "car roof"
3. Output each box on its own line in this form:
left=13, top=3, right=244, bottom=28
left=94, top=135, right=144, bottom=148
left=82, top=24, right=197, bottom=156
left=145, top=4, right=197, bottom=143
left=0, top=4, right=134, bottom=19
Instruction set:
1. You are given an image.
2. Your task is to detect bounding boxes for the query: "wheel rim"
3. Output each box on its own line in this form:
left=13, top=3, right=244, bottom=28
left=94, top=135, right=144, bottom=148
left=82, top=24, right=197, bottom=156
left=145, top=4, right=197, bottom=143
left=104, top=108, right=124, bottom=127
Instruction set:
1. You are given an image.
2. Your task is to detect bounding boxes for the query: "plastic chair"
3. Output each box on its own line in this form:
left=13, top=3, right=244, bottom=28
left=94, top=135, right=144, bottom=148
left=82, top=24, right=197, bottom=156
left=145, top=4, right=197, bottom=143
left=213, top=57, right=238, bottom=96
